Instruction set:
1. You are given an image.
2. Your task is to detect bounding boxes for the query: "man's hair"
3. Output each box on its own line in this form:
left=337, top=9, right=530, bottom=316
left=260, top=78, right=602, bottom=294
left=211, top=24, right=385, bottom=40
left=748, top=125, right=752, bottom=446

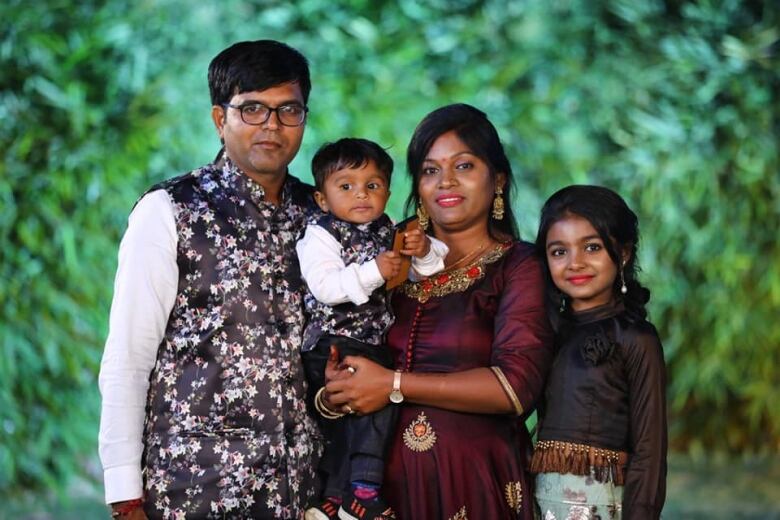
left=311, top=138, right=393, bottom=190
left=208, top=40, right=311, bottom=106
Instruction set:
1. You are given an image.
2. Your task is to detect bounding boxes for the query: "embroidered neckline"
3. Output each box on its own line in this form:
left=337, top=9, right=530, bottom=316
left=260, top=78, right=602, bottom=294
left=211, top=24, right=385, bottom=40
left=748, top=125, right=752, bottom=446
left=400, top=242, right=512, bottom=303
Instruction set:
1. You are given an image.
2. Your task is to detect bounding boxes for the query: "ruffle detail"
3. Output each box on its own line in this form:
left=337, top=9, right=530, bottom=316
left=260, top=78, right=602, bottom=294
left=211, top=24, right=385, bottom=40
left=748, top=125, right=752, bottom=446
left=529, top=440, right=627, bottom=485
left=580, top=329, right=616, bottom=365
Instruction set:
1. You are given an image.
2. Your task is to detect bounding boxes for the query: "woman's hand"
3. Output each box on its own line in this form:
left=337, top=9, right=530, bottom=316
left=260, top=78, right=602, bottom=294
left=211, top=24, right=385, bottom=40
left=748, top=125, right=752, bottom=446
left=320, top=346, right=353, bottom=416
left=400, top=228, right=431, bottom=258
left=325, top=355, right=394, bottom=415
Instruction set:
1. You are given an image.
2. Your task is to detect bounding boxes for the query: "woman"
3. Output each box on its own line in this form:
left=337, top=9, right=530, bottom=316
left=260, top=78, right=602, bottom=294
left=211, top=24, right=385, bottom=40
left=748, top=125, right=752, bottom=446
left=323, top=104, right=553, bottom=519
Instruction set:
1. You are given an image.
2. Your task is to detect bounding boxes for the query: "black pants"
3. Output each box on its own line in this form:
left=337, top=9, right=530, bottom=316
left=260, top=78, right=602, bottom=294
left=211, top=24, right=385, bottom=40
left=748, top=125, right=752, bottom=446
left=302, top=335, right=398, bottom=498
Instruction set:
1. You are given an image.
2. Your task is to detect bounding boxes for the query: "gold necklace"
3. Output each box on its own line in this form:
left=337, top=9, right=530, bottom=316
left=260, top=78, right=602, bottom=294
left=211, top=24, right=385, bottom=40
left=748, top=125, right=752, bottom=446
left=402, top=242, right=512, bottom=303
left=444, top=240, right=488, bottom=271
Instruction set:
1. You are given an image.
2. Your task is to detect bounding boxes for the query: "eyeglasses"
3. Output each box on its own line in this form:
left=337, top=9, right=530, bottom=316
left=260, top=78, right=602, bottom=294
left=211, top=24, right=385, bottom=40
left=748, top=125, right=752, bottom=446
left=221, top=101, right=308, bottom=127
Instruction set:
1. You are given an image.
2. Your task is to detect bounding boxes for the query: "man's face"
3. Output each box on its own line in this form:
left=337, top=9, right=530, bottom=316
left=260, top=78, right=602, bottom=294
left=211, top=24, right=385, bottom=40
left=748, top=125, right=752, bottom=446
left=212, top=81, right=306, bottom=184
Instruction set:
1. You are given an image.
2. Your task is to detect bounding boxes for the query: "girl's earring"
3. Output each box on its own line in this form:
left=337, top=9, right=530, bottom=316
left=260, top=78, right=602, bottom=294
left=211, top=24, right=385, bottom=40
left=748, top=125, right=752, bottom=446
left=416, top=200, right=430, bottom=231
left=620, top=263, right=628, bottom=294
left=559, top=294, right=566, bottom=313
left=492, top=186, right=505, bottom=220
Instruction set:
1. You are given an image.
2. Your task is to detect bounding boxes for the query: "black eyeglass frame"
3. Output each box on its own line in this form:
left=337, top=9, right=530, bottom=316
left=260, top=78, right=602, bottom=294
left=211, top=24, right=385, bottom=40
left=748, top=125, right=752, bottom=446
left=221, top=101, right=309, bottom=127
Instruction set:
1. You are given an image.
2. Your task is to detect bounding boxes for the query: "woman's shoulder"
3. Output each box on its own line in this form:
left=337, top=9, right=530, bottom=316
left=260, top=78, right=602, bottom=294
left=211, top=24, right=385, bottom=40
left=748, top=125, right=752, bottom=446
left=502, top=240, right=542, bottom=270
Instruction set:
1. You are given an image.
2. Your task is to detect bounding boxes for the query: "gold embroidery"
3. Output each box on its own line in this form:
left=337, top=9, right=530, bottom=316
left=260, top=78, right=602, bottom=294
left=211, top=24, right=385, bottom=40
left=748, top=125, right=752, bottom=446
left=402, top=412, right=437, bottom=452
left=401, top=243, right=511, bottom=303
left=504, top=481, right=523, bottom=513
left=448, top=506, right=468, bottom=520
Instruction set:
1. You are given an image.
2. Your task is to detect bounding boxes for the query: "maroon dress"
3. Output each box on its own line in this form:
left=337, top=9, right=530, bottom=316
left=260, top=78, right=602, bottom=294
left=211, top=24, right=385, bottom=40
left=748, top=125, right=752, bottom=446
left=384, top=241, right=553, bottom=520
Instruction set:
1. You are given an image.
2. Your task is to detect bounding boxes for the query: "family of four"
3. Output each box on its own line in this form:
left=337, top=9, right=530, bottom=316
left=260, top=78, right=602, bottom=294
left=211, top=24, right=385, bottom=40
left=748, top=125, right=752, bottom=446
left=99, top=40, right=667, bottom=520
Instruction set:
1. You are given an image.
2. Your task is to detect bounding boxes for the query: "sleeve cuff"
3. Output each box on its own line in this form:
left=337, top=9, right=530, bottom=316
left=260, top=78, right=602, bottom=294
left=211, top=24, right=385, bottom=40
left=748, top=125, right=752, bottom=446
left=491, top=366, right=524, bottom=416
left=411, top=236, right=449, bottom=276
left=104, top=464, right=144, bottom=504
left=356, top=259, right=385, bottom=293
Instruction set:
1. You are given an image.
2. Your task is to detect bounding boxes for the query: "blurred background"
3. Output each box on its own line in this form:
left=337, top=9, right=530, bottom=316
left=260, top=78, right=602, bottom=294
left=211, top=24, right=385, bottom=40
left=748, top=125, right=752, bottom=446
left=1, top=0, right=779, bottom=518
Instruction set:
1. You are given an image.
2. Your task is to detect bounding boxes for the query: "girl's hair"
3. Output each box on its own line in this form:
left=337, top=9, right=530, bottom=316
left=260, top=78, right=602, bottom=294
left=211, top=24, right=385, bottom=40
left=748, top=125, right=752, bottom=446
left=535, top=185, right=651, bottom=325
left=404, top=103, right=519, bottom=241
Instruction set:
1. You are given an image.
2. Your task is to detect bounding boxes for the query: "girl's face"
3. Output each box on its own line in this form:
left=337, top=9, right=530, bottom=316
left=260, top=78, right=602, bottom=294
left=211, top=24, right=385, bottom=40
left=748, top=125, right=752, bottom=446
left=545, top=214, right=620, bottom=312
left=417, top=130, right=502, bottom=235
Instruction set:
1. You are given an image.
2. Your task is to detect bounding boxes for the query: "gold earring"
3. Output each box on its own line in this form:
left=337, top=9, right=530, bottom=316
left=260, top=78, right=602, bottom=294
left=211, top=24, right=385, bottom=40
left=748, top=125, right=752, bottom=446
left=416, top=200, right=429, bottom=231
left=492, top=186, right=505, bottom=220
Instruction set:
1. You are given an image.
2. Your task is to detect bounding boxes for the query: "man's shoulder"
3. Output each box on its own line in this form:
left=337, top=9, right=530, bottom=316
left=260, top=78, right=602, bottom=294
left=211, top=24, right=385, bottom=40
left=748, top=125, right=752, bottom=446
left=285, top=173, right=322, bottom=221
left=285, top=173, right=316, bottom=202
left=137, top=163, right=218, bottom=205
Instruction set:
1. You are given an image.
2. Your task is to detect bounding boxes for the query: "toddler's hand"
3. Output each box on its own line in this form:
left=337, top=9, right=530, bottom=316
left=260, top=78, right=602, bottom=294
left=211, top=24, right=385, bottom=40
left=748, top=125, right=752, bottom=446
left=400, top=229, right=431, bottom=258
left=376, top=251, right=402, bottom=280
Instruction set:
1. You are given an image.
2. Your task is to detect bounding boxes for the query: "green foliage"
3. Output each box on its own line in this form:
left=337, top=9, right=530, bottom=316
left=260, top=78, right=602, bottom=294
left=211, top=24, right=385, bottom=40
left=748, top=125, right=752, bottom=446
left=1, top=0, right=778, bottom=498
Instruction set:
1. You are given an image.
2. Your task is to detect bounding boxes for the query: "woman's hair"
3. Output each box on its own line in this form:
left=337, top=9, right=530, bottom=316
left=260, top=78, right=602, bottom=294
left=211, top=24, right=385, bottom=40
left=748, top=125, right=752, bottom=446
left=404, top=103, right=519, bottom=241
left=535, top=184, right=651, bottom=324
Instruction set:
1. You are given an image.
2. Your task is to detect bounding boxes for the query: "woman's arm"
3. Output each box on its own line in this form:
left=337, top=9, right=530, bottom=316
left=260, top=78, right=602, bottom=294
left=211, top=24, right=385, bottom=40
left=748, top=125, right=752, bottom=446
left=325, top=359, right=513, bottom=414
left=622, top=324, right=668, bottom=519
left=325, top=249, right=553, bottom=415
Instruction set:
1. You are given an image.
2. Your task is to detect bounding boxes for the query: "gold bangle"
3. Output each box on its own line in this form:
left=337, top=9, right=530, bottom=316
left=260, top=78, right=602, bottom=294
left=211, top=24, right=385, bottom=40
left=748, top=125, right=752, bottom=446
left=314, top=387, right=345, bottom=419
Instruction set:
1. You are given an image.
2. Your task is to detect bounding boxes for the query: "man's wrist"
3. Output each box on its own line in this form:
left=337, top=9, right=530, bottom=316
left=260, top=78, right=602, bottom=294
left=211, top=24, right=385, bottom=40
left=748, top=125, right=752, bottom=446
left=110, top=498, right=144, bottom=517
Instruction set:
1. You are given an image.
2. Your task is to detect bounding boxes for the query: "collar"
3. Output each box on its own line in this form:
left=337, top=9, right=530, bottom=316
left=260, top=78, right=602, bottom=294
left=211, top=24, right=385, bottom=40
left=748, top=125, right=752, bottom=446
left=216, top=155, right=296, bottom=207
left=570, top=300, right=625, bottom=325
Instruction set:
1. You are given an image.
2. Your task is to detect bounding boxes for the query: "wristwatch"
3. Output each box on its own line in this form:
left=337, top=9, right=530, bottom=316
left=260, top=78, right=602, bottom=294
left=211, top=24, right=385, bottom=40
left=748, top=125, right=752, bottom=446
left=389, top=370, right=404, bottom=404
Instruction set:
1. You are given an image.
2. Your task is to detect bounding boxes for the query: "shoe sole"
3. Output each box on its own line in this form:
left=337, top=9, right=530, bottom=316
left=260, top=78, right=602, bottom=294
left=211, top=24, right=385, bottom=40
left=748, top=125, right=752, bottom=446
left=305, top=508, right=334, bottom=520
left=337, top=507, right=359, bottom=520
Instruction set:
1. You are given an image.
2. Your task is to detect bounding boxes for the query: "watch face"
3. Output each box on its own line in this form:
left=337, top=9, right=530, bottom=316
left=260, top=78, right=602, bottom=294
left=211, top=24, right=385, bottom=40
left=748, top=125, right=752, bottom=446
left=389, top=390, right=404, bottom=404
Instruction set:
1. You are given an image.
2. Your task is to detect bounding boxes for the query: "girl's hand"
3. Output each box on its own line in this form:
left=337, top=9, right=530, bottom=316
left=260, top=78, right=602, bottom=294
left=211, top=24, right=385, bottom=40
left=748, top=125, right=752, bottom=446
left=325, top=355, right=394, bottom=415
left=400, top=229, right=431, bottom=258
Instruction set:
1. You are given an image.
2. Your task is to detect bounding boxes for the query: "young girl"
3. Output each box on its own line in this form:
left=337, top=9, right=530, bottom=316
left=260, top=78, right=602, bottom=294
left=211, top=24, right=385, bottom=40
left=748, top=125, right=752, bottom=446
left=531, top=185, right=667, bottom=519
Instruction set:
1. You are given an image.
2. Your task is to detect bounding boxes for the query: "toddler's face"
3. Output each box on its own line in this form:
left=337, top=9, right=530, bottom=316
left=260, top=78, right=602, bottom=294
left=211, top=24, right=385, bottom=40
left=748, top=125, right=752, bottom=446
left=315, top=160, right=390, bottom=224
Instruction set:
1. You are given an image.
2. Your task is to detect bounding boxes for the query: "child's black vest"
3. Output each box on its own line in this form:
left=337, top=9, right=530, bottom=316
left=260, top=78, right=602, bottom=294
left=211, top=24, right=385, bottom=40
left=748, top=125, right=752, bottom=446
left=301, top=213, right=395, bottom=353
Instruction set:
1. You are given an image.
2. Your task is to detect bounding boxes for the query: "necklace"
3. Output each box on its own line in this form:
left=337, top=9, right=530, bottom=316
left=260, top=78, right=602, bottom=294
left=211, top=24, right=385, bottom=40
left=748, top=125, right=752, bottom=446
left=402, top=242, right=512, bottom=303
left=444, top=240, right=489, bottom=271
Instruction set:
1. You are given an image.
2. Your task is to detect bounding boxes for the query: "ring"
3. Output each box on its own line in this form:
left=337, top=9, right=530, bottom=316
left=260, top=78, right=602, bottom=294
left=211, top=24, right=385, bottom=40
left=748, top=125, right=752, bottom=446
left=344, top=405, right=354, bottom=414
left=347, top=366, right=356, bottom=374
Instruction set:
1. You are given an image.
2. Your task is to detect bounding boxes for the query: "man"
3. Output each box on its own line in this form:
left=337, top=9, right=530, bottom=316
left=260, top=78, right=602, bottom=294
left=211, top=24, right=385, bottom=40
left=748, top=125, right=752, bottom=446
left=99, top=40, right=322, bottom=519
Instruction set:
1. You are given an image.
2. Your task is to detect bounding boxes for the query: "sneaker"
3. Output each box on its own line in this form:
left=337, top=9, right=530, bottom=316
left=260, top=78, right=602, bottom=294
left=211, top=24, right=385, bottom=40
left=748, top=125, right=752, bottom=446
left=305, top=498, right=342, bottom=520
left=338, top=494, right=396, bottom=520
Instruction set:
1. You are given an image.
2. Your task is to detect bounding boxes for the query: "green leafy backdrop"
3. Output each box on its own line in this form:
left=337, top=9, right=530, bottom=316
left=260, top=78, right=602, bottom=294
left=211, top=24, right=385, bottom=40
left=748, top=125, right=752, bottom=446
left=1, top=0, right=778, bottom=501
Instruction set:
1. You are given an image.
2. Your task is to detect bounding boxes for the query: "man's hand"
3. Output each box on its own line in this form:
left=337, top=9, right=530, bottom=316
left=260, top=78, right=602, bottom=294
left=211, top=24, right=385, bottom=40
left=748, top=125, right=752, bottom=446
left=376, top=251, right=402, bottom=280
left=400, top=229, right=431, bottom=258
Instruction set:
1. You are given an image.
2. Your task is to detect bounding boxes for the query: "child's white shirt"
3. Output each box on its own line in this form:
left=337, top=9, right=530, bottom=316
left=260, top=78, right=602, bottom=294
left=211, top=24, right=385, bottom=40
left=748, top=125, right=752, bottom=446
left=296, top=224, right=449, bottom=306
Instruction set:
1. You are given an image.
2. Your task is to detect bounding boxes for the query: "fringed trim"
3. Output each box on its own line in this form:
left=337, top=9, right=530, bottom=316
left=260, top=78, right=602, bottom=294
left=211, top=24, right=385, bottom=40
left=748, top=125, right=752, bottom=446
left=529, top=440, right=628, bottom=485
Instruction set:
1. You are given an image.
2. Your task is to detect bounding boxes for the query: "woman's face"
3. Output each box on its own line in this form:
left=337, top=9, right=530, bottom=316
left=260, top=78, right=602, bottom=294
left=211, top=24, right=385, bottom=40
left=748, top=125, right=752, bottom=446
left=417, top=130, right=502, bottom=235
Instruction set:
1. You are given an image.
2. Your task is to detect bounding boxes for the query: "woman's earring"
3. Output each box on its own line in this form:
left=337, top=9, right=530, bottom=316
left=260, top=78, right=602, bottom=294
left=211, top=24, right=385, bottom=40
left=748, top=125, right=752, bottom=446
left=416, top=200, right=429, bottom=231
left=492, top=186, right=505, bottom=220
left=559, top=294, right=566, bottom=313
left=620, top=263, right=628, bottom=294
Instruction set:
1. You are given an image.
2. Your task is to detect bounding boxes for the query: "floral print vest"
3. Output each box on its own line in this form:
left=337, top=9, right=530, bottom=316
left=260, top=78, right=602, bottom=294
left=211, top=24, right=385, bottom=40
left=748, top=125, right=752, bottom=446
left=301, top=213, right=395, bottom=352
left=140, top=158, right=323, bottom=519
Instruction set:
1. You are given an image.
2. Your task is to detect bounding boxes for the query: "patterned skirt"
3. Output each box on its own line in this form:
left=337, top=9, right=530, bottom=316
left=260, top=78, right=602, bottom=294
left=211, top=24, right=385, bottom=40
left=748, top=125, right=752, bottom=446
left=534, top=472, right=623, bottom=520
